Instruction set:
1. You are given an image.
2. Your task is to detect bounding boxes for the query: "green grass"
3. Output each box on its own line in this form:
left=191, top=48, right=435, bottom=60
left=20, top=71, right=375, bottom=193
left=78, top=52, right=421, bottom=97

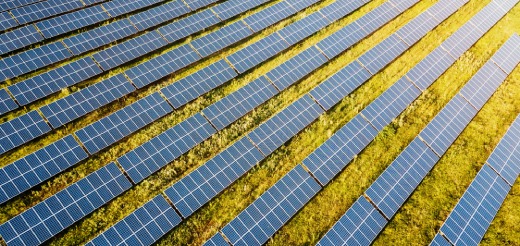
left=0, top=0, right=519, bottom=245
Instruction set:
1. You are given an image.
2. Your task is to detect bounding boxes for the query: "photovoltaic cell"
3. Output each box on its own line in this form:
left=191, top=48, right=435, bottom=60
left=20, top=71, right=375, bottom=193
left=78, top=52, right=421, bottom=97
left=277, top=11, right=329, bottom=46
left=242, top=1, right=294, bottom=33
left=440, top=21, right=482, bottom=59
left=354, top=2, right=400, bottom=34
left=459, top=62, right=508, bottom=109
left=35, top=5, right=110, bottom=38
left=86, top=195, right=182, bottom=246
left=247, top=95, right=324, bottom=156
left=212, top=0, right=268, bottom=21
left=1, top=0, right=42, bottom=12
left=438, top=165, right=511, bottom=246
left=405, top=46, right=456, bottom=91
left=315, top=21, right=366, bottom=59
left=11, top=0, right=84, bottom=25
left=0, top=12, right=17, bottom=31
left=93, top=31, right=168, bottom=70
left=129, top=0, right=190, bottom=31
left=62, top=19, right=138, bottom=55
left=164, top=137, right=263, bottom=217
left=319, top=0, right=365, bottom=23
left=265, top=46, right=328, bottom=91
left=103, top=0, right=162, bottom=18
left=388, top=0, right=418, bottom=12
left=286, top=0, right=320, bottom=12
left=490, top=33, right=520, bottom=74
left=40, top=74, right=135, bottom=128
left=357, top=34, right=409, bottom=75
left=202, top=76, right=278, bottom=130
left=469, top=2, right=505, bottom=35
left=204, top=233, right=228, bottom=246
left=8, top=57, right=103, bottom=106
left=75, top=93, right=173, bottom=154
left=219, top=165, right=320, bottom=246
left=191, top=21, right=253, bottom=57
left=0, top=135, right=88, bottom=205
left=160, top=59, right=237, bottom=109
left=117, top=113, right=216, bottom=184
left=486, top=115, right=520, bottom=186
left=0, top=110, right=51, bottom=155
left=427, top=0, right=468, bottom=23
left=158, top=9, right=220, bottom=43
left=316, top=197, right=387, bottom=246
left=395, top=9, right=438, bottom=46
left=227, top=33, right=289, bottom=73
left=0, top=89, right=17, bottom=115
left=0, top=162, right=131, bottom=246
left=125, top=44, right=201, bottom=88
left=184, top=0, right=216, bottom=10
left=302, top=114, right=378, bottom=185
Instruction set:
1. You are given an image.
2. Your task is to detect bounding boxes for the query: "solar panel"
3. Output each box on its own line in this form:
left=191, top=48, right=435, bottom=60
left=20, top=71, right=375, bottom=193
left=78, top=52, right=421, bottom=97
left=184, top=0, right=216, bottom=10
left=191, top=21, right=253, bottom=57
left=438, top=165, right=511, bottom=246
left=309, top=61, right=371, bottom=110
left=160, top=59, right=237, bottom=109
left=265, top=46, right=328, bottom=91
left=426, top=0, right=468, bottom=23
left=125, top=44, right=200, bottom=88
left=395, top=8, right=438, bottom=46
left=316, top=197, right=387, bottom=246
left=83, top=0, right=105, bottom=4
left=459, top=62, right=508, bottom=109
left=212, top=0, right=268, bottom=21
left=247, top=95, right=324, bottom=156
left=388, top=0, right=418, bottom=12
left=35, top=5, right=110, bottom=38
left=75, top=92, right=173, bottom=154
left=0, top=41, right=72, bottom=82
left=93, top=31, right=168, bottom=70
left=202, top=76, right=278, bottom=130
left=129, top=0, right=190, bottom=30
left=0, top=89, right=17, bottom=115
left=0, top=135, right=88, bottom=205
left=357, top=34, right=409, bottom=75
left=469, top=2, right=505, bottom=35
left=440, top=22, right=482, bottom=59
left=242, top=1, right=294, bottom=33
left=227, top=33, right=289, bottom=73
left=117, top=113, right=216, bottom=184
left=0, top=11, right=17, bottom=31
left=365, top=138, right=439, bottom=219
left=319, top=0, right=365, bottom=22
left=360, top=77, right=421, bottom=131
left=219, top=165, right=320, bottom=246
left=315, top=20, right=366, bottom=59
left=490, top=33, right=520, bottom=74
left=103, top=0, right=162, bottom=18
left=0, top=162, right=131, bottom=246
left=63, top=19, right=138, bottom=55
left=8, top=57, right=103, bottom=106
left=1, top=0, right=42, bottom=12
left=86, top=195, right=182, bottom=246
left=498, top=0, right=519, bottom=12
left=302, top=114, right=378, bottom=185
left=286, top=0, right=320, bottom=12
left=164, top=137, right=263, bottom=217
left=430, top=234, right=452, bottom=246
left=0, top=110, right=51, bottom=155
left=203, top=233, right=228, bottom=246
left=486, top=115, right=520, bottom=186
left=40, top=74, right=135, bottom=128
left=354, top=2, right=400, bottom=34
left=277, top=11, right=329, bottom=46
left=405, top=46, right=456, bottom=91
left=158, top=9, right=220, bottom=43
left=10, top=0, right=83, bottom=25
left=419, top=95, right=477, bottom=156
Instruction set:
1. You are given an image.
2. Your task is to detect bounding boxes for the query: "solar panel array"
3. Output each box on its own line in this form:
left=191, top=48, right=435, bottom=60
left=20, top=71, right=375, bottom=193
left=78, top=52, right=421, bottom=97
left=0, top=110, right=51, bottom=155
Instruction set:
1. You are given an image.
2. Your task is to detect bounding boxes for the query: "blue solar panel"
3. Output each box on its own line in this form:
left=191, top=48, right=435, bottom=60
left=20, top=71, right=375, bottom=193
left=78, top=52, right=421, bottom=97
left=191, top=21, right=253, bottom=57
left=75, top=92, right=173, bottom=154
left=247, top=95, right=324, bottom=155
left=164, top=137, right=263, bottom=217
left=158, top=9, right=220, bottom=43
left=353, top=1, right=400, bottom=34
left=117, top=113, right=216, bottom=184
left=430, top=234, right=452, bottom=246
left=103, top=0, right=162, bottom=17
left=469, top=2, right=505, bottom=35
left=202, top=76, right=278, bottom=130
left=227, top=33, right=289, bottom=73
left=93, top=31, right=168, bottom=70
left=395, top=8, right=438, bottom=46
left=219, top=165, right=321, bottom=246
left=184, top=0, right=216, bottom=10
left=160, top=59, right=237, bottom=109
left=129, top=0, right=190, bottom=30
left=8, top=57, right=103, bottom=106
left=426, top=0, right=468, bottom=23
left=0, top=162, right=131, bottom=246
left=438, top=165, right=511, bottom=246
left=0, top=11, right=17, bottom=31
left=490, top=33, right=520, bottom=74
left=125, top=44, right=200, bottom=88
left=35, top=5, right=110, bottom=38
left=389, top=0, right=418, bottom=12
left=242, top=1, right=294, bottom=33
left=63, top=19, right=138, bottom=55
left=498, top=0, right=519, bottom=13
left=459, top=62, right=508, bottom=109
left=204, top=233, right=228, bottom=246
left=315, top=20, right=366, bottom=59
left=360, top=77, right=421, bottom=131
left=302, top=114, right=378, bottom=185
left=0, top=135, right=88, bottom=205
left=277, top=11, right=329, bottom=46
left=357, top=34, right=409, bottom=75
left=0, top=41, right=72, bottom=82
left=316, top=197, right=387, bottom=246
left=83, top=0, right=105, bottom=4
left=212, top=0, right=268, bottom=21
left=0, top=110, right=51, bottom=155
left=11, top=0, right=83, bottom=25
left=1, top=0, right=42, bottom=12
left=486, top=115, right=520, bottom=186
left=86, top=195, right=182, bottom=246
left=40, top=74, right=135, bottom=128
left=405, top=46, right=456, bottom=91
left=0, top=89, right=17, bottom=115
left=286, top=0, right=319, bottom=12
left=319, top=0, right=366, bottom=23
left=440, top=22, right=482, bottom=59
left=365, top=138, right=439, bottom=218
left=419, top=95, right=477, bottom=156
left=309, top=61, right=371, bottom=110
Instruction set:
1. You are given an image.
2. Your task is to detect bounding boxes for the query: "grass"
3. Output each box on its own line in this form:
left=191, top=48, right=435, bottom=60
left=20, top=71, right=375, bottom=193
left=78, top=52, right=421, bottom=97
left=0, top=0, right=518, bottom=245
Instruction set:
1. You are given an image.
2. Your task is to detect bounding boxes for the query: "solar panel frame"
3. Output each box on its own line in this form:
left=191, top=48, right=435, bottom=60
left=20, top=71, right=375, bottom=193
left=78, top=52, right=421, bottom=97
left=10, top=0, right=84, bottom=25
left=128, top=0, right=190, bottom=31
left=191, top=21, right=253, bottom=57
left=0, top=110, right=51, bottom=155
left=0, top=89, right=17, bottom=115
left=35, top=5, right=110, bottom=38
left=0, top=11, right=17, bottom=31
left=158, top=9, right=220, bottom=43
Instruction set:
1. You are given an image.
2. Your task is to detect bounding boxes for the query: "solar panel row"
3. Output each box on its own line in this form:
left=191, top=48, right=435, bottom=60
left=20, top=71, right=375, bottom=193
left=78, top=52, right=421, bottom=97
left=0, top=110, right=51, bottom=155
left=0, top=0, right=43, bottom=13
left=10, top=0, right=84, bottom=25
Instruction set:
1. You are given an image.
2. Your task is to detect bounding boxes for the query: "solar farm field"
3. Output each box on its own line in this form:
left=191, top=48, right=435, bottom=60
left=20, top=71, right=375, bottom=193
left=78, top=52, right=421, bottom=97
left=0, top=0, right=519, bottom=245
